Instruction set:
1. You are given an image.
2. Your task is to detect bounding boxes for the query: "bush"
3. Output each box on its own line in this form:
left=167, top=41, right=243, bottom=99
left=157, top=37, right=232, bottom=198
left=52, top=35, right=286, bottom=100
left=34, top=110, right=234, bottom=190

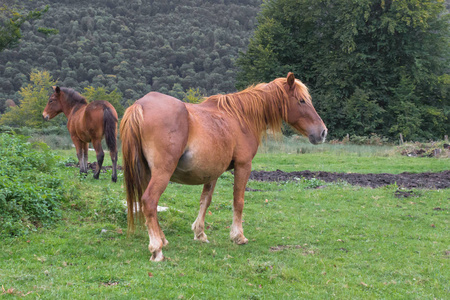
left=0, top=133, right=68, bottom=236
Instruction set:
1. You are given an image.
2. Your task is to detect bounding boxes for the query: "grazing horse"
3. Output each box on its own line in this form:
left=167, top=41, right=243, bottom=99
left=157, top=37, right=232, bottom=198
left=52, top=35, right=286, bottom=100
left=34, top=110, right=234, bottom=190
left=120, top=73, right=327, bottom=261
left=43, top=86, right=118, bottom=182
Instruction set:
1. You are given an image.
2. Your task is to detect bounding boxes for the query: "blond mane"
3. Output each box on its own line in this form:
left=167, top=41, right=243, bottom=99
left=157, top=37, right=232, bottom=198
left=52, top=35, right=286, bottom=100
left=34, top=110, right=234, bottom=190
left=204, top=77, right=311, bottom=139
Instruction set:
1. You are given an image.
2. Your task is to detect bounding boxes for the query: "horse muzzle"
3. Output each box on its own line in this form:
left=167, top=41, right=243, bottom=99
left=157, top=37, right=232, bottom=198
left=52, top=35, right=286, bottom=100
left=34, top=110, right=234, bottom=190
left=42, top=113, right=49, bottom=121
left=308, top=128, right=327, bottom=145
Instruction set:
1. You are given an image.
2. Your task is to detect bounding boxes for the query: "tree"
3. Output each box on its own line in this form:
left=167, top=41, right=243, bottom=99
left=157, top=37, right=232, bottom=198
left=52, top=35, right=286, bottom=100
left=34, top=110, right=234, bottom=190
left=0, top=70, right=59, bottom=128
left=183, top=87, right=205, bottom=103
left=168, top=83, right=186, bottom=100
left=0, top=4, right=57, bottom=52
left=237, top=0, right=449, bottom=140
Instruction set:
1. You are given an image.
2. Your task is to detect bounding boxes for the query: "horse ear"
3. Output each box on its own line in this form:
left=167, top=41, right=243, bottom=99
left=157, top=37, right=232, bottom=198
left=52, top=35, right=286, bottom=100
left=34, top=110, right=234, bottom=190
left=55, top=86, right=60, bottom=94
left=287, top=72, right=295, bottom=88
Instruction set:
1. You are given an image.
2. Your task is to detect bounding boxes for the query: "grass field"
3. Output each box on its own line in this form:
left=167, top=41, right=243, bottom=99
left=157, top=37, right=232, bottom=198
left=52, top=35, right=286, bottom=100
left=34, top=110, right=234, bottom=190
left=1, top=139, right=449, bottom=299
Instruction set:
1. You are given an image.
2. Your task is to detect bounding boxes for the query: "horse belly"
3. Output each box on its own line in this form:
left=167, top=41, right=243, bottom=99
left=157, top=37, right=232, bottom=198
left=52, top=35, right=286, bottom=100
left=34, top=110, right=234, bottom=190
left=170, top=147, right=231, bottom=185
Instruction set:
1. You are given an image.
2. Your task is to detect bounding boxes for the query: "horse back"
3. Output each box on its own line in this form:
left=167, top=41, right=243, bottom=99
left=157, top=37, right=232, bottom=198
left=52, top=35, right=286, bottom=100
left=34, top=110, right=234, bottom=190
left=136, top=92, right=190, bottom=159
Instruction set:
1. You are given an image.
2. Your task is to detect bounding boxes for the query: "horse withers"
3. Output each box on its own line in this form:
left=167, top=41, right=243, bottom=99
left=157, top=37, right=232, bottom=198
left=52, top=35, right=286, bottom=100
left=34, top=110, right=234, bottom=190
left=43, top=86, right=118, bottom=182
left=120, top=72, right=327, bottom=261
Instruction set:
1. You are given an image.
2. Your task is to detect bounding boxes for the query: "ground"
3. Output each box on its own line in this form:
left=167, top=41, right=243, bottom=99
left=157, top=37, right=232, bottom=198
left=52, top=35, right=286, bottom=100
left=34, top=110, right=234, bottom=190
left=248, top=169, right=450, bottom=190
left=70, top=163, right=450, bottom=190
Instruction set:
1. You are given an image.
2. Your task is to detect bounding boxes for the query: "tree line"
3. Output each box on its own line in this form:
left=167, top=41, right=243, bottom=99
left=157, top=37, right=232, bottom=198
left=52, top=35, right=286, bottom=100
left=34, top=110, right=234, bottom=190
left=1, top=0, right=448, bottom=141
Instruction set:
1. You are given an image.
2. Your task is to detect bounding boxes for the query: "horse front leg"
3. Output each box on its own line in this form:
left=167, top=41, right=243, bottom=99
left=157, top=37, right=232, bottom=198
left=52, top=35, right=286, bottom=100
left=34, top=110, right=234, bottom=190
left=92, top=139, right=104, bottom=180
left=230, top=163, right=251, bottom=244
left=141, top=171, right=172, bottom=262
left=192, top=180, right=217, bottom=243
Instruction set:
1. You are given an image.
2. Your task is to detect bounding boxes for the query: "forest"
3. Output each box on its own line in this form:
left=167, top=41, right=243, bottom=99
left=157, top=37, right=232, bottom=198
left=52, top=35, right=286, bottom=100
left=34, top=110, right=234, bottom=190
left=0, top=0, right=262, bottom=108
left=0, top=0, right=449, bottom=140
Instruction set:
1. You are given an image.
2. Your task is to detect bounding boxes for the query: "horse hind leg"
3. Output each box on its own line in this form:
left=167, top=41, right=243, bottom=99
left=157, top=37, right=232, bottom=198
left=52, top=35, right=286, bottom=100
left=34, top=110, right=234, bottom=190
left=92, top=139, right=104, bottom=179
left=110, top=148, right=118, bottom=182
left=192, top=180, right=217, bottom=243
left=141, top=170, right=173, bottom=262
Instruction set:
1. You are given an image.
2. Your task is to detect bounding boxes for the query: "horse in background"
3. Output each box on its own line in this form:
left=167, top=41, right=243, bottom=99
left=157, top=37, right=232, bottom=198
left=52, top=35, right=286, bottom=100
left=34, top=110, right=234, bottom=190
left=120, top=72, right=327, bottom=261
left=43, top=86, right=118, bottom=182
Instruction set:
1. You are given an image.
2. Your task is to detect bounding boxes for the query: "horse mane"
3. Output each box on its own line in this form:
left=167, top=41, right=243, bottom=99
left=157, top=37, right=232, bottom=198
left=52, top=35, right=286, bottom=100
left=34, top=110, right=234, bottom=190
left=60, top=87, right=88, bottom=106
left=204, top=77, right=311, bottom=138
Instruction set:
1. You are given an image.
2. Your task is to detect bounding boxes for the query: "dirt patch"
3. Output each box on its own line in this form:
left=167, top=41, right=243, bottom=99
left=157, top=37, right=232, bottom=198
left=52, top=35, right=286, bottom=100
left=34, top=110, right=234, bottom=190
left=65, top=162, right=122, bottom=172
left=66, top=163, right=449, bottom=189
left=248, top=169, right=450, bottom=189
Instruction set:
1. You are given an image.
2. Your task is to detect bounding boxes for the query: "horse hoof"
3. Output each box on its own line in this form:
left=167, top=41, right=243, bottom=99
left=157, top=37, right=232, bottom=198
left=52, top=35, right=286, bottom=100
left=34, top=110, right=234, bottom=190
left=237, top=237, right=248, bottom=245
left=231, top=235, right=248, bottom=245
left=194, top=233, right=209, bottom=243
left=111, top=176, right=117, bottom=183
left=150, top=251, right=164, bottom=262
left=93, top=174, right=100, bottom=179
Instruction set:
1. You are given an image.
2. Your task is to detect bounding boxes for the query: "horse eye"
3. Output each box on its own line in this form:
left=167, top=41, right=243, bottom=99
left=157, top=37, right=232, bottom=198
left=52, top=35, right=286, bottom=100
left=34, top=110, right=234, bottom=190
left=299, top=99, right=306, bottom=104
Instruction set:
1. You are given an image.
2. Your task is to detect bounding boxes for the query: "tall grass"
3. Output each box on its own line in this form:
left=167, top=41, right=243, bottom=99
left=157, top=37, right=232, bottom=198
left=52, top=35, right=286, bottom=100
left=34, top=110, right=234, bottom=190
left=259, top=135, right=394, bottom=157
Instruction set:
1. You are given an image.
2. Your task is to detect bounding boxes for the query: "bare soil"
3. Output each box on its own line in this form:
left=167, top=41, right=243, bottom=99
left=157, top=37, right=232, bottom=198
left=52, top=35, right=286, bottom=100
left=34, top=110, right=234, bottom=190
left=249, top=169, right=450, bottom=190
left=67, top=162, right=450, bottom=190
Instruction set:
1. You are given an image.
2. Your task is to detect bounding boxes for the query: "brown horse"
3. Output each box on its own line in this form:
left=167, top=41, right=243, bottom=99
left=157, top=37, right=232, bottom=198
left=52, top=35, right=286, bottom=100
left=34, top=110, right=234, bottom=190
left=43, top=86, right=118, bottom=182
left=120, top=73, right=327, bottom=261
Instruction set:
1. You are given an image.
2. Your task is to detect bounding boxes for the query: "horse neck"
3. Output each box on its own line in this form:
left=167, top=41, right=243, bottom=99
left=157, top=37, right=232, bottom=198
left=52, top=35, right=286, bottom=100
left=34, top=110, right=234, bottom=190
left=246, top=84, right=287, bottom=132
left=60, top=96, right=86, bottom=118
left=224, top=83, right=288, bottom=139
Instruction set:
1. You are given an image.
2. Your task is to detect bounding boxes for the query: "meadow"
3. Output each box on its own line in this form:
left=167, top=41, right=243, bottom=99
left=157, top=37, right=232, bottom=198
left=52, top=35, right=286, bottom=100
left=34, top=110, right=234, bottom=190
left=1, top=135, right=449, bottom=299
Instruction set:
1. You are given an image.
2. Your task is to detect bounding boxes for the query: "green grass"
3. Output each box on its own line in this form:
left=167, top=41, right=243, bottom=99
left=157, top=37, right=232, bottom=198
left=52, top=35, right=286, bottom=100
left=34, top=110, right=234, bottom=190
left=256, top=136, right=448, bottom=173
left=1, top=143, right=449, bottom=299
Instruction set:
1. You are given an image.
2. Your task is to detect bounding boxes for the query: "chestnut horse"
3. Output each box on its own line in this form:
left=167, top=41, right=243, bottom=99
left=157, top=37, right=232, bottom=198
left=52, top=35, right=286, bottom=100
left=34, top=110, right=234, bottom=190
left=43, top=86, right=118, bottom=182
left=120, top=73, right=327, bottom=261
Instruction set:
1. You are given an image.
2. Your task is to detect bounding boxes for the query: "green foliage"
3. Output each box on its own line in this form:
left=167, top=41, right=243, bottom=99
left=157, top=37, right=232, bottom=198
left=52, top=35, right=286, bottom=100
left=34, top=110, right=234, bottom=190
left=237, top=0, right=450, bottom=140
left=183, top=87, right=205, bottom=103
left=168, top=83, right=186, bottom=101
left=0, top=70, right=62, bottom=128
left=0, top=4, right=56, bottom=52
left=82, top=86, right=124, bottom=117
left=93, top=187, right=127, bottom=225
left=387, top=74, right=423, bottom=140
left=0, top=133, right=67, bottom=236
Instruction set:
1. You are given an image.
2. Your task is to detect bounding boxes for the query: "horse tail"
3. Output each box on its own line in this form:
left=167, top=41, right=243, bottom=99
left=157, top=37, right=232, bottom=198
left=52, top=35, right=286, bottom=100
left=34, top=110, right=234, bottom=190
left=103, top=105, right=118, bottom=153
left=120, top=103, right=147, bottom=233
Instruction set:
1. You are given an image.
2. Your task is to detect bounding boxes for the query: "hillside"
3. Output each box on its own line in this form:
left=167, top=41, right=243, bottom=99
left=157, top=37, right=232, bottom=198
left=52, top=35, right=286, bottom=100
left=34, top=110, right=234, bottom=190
left=0, top=0, right=262, bottom=111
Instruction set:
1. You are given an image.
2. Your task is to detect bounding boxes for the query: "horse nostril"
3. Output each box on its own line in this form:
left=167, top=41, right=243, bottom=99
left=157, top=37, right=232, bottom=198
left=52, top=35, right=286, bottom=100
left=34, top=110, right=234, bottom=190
left=321, top=129, right=327, bottom=139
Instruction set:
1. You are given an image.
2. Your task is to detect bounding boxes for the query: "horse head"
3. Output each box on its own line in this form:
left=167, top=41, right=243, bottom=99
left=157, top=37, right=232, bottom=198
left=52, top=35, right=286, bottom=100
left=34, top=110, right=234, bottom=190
left=42, top=86, right=63, bottom=120
left=284, top=73, right=327, bottom=144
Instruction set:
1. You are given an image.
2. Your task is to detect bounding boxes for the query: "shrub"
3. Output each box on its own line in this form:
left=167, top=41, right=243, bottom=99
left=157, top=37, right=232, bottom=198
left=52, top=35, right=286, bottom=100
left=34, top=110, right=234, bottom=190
left=0, top=133, right=68, bottom=236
